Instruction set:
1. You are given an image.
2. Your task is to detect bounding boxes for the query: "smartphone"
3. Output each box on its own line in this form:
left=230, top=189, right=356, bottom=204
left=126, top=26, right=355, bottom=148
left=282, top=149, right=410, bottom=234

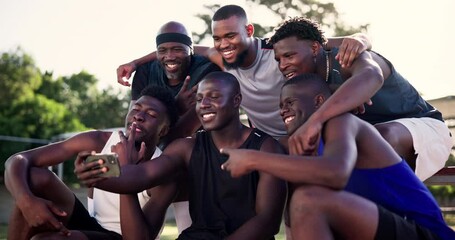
left=85, top=153, right=120, bottom=178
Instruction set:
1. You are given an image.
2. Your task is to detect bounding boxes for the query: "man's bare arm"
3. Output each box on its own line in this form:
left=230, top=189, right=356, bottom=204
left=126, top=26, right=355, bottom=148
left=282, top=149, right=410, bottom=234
left=119, top=181, right=178, bottom=240
left=226, top=138, right=287, bottom=239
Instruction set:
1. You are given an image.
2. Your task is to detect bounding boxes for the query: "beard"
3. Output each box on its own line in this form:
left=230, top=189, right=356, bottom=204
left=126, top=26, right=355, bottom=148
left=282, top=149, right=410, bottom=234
left=222, top=48, right=249, bottom=69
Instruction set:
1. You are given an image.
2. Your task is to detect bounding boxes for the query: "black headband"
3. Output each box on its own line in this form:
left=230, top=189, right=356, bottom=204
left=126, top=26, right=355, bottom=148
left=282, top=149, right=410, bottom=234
left=156, top=33, right=192, bottom=47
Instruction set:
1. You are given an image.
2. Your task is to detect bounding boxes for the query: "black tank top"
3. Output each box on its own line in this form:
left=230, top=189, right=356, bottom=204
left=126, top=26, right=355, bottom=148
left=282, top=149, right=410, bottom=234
left=178, top=128, right=270, bottom=239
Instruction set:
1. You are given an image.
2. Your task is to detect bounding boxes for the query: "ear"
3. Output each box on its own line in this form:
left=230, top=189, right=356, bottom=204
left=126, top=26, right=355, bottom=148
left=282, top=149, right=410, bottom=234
left=233, top=93, right=242, bottom=108
left=314, top=94, right=325, bottom=109
left=158, top=124, right=170, bottom=138
left=245, top=24, right=254, bottom=37
left=311, top=41, right=321, bottom=57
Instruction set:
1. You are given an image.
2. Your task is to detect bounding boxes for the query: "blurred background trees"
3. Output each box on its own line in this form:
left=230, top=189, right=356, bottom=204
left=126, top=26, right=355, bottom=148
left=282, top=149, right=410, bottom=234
left=0, top=48, right=129, bottom=179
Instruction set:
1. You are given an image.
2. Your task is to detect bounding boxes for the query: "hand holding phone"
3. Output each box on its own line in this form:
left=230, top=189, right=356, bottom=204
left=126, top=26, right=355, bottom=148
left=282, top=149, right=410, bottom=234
left=85, top=153, right=121, bottom=178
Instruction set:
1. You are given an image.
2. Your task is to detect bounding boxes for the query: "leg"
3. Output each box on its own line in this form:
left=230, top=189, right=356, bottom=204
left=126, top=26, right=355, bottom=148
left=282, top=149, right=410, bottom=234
left=375, top=122, right=416, bottom=170
left=8, top=167, right=76, bottom=239
left=290, top=185, right=379, bottom=240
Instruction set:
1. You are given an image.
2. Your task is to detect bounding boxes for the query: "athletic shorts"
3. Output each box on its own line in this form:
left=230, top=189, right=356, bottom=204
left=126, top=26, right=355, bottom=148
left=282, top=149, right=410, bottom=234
left=67, top=196, right=122, bottom=240
left=375, top=205, right=440, bottom=240
left=382, top=117, right=453, bottom=181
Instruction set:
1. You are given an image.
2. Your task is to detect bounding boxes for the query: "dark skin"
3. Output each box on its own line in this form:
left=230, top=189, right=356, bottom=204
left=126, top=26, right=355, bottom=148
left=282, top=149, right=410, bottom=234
left=273, top=36, right=416, bottom=168
left=88, top=75, right=287, bottom=239
left=116, top=16, right=371, bottom=83
left=221, top=79, right=406, bottom=239
left=4, top=95, right=175, bottom=240
left=127, top=21, right=201, bottom=148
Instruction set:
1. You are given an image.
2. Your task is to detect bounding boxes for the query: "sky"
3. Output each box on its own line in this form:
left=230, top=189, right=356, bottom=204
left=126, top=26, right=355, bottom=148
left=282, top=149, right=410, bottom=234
left=1, top=0, right=454, bottom=100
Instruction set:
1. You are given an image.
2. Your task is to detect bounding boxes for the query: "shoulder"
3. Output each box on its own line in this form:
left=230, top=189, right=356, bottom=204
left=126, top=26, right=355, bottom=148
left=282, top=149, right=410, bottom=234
left=253, top=129, right=284, bottom=154
left=164, top=137, right=195, bottom=154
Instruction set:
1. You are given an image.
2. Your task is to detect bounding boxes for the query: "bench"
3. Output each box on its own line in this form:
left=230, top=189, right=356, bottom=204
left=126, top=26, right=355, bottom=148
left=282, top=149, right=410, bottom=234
left=424, top=166, right=455, bottom=185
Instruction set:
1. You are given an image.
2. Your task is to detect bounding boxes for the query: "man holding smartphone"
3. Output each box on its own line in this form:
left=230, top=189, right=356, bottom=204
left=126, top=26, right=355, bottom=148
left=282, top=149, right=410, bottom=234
left=4, top=86, right=188, bottom=239
left=81, top=72, right=287, bottom=239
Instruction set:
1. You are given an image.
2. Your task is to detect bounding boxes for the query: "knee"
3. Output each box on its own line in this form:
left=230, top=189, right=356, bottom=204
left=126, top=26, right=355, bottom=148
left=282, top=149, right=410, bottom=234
left=375, top=123, right=400, bottom=148
left=289, top=186, right=331, bottom=221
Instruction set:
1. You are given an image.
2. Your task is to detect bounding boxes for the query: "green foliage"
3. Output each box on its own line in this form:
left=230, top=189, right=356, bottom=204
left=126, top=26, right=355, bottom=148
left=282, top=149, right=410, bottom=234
left=38, top=71, right=130, bottom=129
left=192, top=0, right=369, bottom=44
left=0, top=48, right=41, bottom=109
left=0, top=48, right=129, bottom=180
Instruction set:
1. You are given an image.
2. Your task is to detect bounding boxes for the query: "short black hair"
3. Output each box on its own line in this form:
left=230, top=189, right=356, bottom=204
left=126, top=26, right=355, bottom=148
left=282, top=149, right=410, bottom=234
left=139, top=86, right=179, bottom=128
left=212, top=4, right=247, bottom=21
left=283, top=73, right=331, bottom=98
left=269, top=17, right=327, bottom=46
left=201, top=71, right=240, bottom=96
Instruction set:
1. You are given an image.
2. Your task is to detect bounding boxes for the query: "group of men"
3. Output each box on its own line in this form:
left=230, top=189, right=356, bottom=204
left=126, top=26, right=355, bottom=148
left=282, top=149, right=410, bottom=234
left=5, top=4, right=454, bottom=240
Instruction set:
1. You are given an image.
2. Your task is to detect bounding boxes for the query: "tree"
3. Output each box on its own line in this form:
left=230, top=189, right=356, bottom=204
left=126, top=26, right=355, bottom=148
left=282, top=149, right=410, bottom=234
left=38, top=71, right=130, bottom=130
left=0, top=48, right=129, bottom=178
left=192, top=0, right=369, bottom=44
left=0, top=48, right=41, bottom=109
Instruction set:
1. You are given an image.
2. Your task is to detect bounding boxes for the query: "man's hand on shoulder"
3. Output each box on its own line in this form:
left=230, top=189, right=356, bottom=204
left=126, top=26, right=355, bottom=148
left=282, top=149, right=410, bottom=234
left=335, top=33, right=371, bottom=68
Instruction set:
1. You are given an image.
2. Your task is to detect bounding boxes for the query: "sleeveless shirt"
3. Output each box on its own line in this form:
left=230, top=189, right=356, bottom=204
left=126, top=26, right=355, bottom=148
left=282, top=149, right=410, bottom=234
left=178, top=128, right=273, bottom=239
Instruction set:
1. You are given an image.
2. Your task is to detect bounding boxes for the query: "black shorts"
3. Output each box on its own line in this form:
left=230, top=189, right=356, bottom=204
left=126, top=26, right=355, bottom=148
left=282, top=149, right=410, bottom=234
left=375, top=205, right=440, bottom=240
left=67, top=196, right=122, bottom=240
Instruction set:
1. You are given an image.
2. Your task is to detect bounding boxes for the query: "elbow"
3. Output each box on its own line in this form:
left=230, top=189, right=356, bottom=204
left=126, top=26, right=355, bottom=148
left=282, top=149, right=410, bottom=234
left=323, top=167, right=351, bottom=190
left=363, top=66, right=384, bottom=92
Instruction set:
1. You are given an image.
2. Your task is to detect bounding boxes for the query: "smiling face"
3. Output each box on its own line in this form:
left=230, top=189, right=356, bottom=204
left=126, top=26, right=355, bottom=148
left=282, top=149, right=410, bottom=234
left=212, top=15, right=252, bottom=69
left=156, top=42, right=191, bottom=83
left=125, top=96, right=170, bottom=145
left=273, top=36, right=317, bottom=80
left=195, top=73, right=241, bottom=131
left=279, top=84, right=317, bottom=135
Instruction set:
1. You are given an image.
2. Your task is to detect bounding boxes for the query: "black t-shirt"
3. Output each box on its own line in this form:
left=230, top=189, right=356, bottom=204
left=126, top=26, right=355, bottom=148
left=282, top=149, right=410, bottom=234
left=131, top=55, right=221, bottom=100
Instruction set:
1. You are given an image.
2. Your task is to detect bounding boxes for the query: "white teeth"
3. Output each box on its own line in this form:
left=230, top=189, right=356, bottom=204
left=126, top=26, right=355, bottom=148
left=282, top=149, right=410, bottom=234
left=166, top=63, right=178, bottom=70
left=222, top=50, right=234, bottom=57
left=284, top=116, right=295, bottom=124
left=202, top=113, right=216, bottom=120
left=285, top=72, right=295, bottom=79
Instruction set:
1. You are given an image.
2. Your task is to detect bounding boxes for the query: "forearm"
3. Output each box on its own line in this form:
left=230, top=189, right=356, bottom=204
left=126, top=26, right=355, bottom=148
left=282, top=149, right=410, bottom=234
left=120, top=194, right=156, bottom=240
left=311, top=67, right=382, bottom=124
left=131, top=52, right=157, bottom=67
left=95, top=164, right=158, bottom=194
left=250, top=151, right=346, bottom=187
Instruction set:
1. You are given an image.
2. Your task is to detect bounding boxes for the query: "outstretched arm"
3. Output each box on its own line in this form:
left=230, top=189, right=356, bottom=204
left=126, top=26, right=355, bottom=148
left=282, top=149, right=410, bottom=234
left=80, top=131, right=190, bottom=194
left=226, top=138, right=287, bottom=239
left=222, top=115, right=359, bottom=189
left=326, top=33, right=372, bottom=68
